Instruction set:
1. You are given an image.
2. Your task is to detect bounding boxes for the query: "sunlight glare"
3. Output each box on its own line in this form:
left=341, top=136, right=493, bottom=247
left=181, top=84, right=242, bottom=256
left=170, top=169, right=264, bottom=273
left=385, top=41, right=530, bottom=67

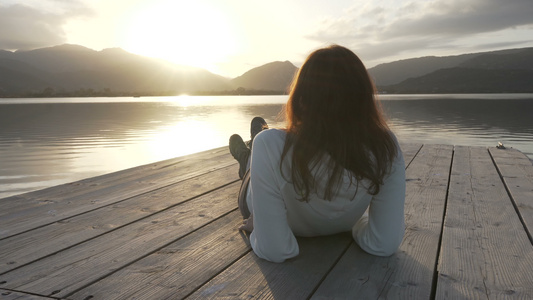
left=147, top=120, right=220, bottom=160
left=174, top=95, right=197, bottom=107
left=121, top=0, right=238, bottom=73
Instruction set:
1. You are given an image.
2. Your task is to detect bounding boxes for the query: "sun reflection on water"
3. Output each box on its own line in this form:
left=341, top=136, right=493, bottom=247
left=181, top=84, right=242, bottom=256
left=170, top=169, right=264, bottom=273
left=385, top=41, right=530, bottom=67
left=172, top=95, right=197, bottom=107
left=147, top=119, right=220, bottom=160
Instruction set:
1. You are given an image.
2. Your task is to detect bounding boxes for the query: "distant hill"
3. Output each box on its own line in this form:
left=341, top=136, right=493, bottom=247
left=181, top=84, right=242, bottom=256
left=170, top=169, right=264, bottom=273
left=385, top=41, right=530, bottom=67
left=383, top=68, right=533, bottom=93
left=1, top=44, right=532, bottom=97
left=231, top=61, right=297, bottom=93
left=368, top=54, right=478, bottom=86
left=368, top=47, right=533, bottom=93
left=0, top=44, right=233, bottom=97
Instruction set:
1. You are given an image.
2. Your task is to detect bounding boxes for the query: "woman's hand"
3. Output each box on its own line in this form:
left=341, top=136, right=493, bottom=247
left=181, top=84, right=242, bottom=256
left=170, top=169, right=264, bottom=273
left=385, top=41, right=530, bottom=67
left=239, top=214, right=254, bottom=232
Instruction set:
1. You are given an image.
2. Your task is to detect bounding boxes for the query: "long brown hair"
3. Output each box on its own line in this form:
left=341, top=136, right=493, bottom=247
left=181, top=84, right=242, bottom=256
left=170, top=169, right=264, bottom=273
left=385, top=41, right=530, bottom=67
left=281, top=45, right=397, bottom=201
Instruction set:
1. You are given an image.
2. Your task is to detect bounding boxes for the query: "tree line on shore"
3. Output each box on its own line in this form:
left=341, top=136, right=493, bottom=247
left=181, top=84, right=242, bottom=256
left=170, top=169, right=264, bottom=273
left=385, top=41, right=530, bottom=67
left=8, top=87, right=286, bottom=98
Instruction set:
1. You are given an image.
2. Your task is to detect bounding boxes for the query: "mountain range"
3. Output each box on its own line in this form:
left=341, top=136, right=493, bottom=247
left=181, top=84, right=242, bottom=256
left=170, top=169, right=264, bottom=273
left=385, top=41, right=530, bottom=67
left=371, top=47, right=533, bottom=93
left=1, top=44, right=532, bottom=97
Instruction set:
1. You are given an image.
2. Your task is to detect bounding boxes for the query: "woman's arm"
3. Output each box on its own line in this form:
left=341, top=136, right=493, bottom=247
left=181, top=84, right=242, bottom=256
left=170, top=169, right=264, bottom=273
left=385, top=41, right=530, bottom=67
left=248, top=131, right=299, bottom=263
left=352, top=148, right=406, bottom=256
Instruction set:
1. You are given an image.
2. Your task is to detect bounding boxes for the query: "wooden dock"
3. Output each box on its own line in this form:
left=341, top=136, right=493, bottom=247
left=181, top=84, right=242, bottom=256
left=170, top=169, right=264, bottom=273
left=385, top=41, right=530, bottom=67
left=1, top=143, right=532, bottom=299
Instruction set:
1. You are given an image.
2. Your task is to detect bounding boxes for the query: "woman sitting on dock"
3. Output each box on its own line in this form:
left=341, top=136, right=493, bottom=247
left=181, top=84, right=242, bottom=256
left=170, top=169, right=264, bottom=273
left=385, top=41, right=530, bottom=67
left=229, top=45, right=406, bottom=263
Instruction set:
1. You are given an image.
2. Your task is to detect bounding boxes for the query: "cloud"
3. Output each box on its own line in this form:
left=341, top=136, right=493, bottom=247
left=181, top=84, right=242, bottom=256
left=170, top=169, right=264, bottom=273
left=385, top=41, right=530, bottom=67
left=382, top=0, right=533, bottom=38
left=307, top=0, right=533, bottom=63
left=0, top=1, right=93, bottom=50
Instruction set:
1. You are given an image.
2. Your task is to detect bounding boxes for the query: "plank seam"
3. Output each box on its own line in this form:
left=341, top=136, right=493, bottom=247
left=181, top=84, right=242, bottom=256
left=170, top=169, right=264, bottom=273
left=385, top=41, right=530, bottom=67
left=405, top=144, right=424, bottom=170
left=0, top=178, right=241, bottom=276
left=488, top=148, right=533, bottom=246
left=429, top=145, right=455, bottom=300
left=0, top=287, right=61, bottom=300
left=306, top=240, right=354, bottom=300
left=157, top=149, right=230, bottom=171
left=0, top=162, right=237, bottom=242
left=62, top=207, right=244, bottom=299
left=181, top=248, right=254, bottom=299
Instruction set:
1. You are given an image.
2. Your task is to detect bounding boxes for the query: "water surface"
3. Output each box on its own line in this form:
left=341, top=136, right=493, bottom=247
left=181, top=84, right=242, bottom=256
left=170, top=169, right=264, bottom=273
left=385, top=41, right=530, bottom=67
left=1, top=94, right=532, bottom=199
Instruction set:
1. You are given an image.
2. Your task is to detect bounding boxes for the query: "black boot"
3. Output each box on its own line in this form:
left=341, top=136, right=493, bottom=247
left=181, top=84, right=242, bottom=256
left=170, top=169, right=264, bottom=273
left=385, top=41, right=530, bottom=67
left=229, top=134, right=250, bottom=179
left=249, top=117, right=269, bottom=149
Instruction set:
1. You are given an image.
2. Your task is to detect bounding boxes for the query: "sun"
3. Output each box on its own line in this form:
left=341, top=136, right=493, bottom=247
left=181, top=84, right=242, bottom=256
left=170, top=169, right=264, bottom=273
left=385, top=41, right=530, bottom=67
left=121, top=0, right=238, bottom=74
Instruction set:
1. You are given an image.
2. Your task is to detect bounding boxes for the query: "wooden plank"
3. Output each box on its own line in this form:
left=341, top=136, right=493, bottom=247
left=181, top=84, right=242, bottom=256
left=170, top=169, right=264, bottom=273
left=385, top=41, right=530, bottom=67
left=0, top=182, right=240, bottom=298
left=0, top=147, right=233, bottom=219
left=489, top=147, right=533, bottom=243
left=0, top=165, right=239, bottom=274
left=436, top=146, right=533, bottom=299
left=0, top=148, right=235, bottom=239
left=186, top=233, right=352, bottom=299
left=0, top=146, right=229, bottom=210
left=400, top=143, right=423, bottom=168
left=311, top=144, right=453, bottom=299
left=0, top=289, right=55, bottom=300
left=69, top=211, right=250, bottom=300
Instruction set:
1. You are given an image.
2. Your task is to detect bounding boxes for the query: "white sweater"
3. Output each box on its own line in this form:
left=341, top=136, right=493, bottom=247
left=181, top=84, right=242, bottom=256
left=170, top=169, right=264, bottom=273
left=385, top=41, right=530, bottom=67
left=247, top=129, right=406, bottom=263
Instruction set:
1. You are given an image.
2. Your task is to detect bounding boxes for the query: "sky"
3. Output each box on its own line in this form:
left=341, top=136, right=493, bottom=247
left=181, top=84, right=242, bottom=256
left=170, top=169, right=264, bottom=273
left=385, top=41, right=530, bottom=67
left=1, top=0, right=533, bottom=77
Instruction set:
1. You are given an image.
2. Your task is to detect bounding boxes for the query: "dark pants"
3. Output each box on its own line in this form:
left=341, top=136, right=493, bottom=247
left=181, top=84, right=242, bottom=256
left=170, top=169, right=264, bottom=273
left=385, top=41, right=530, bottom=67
left=238, top=169, right=251, bottom=219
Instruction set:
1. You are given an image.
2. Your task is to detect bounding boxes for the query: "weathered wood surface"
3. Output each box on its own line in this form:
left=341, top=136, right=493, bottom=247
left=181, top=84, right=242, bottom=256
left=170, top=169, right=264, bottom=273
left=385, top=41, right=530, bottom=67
left=0, top=289, right=55, bottom=299
left=489, top=147, right=533, bottom=244
left=436, top=146, right=533, bottom=299
left=0, top=147, right=234, bottom=239
left=1, top=144, right=532, bottom=300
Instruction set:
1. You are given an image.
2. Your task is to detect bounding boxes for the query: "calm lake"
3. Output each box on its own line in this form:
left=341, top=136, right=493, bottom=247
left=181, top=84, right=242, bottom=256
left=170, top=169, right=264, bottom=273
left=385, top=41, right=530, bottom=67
left=1, top=94, right=532, bottom=199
